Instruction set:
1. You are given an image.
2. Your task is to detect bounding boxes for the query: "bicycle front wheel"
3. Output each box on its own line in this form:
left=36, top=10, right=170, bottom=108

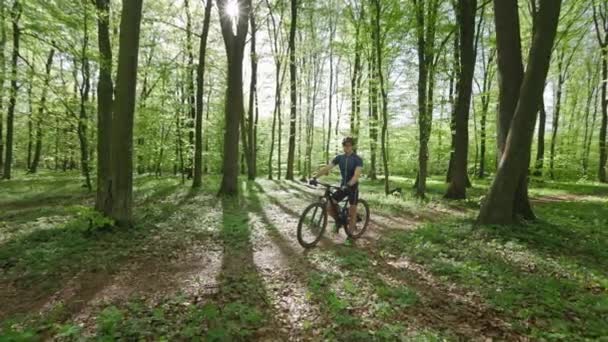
left=297, top=202, right=328, bottom=248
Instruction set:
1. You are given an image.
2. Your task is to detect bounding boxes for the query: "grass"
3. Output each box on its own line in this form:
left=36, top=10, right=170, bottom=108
left=1, top=171, right=607, bottom=340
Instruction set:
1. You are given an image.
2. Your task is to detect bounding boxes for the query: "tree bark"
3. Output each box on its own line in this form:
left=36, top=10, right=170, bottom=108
left=286, top=0, right=297, bottom=180
left=2, top=0, right=20, bottom=180
left=94, top=0, right=113, bottom=214
left=185, top=0, right=196, bottom=179
left=78, top=4, right=93, bottom=190
left=478, top=0, right=562, bottom=225
left=29, top=48, right=55, bottom=174
left=326, top=17, right=335, bottom=165
left=350, top=3, right=363, bottom=140
left=445, top=0, right=476, bottom=199
left=492, top=0, right=533, bottom=220
left=246, top=12, right=257, bottom=180
left=533, top=95, right=546, bottom=175
left=414, top=0, right=438, bottom=197
left=0, top=0, right=5, bottom=173
left=373, top=0, right=389, bottom=194
left=266, top=0, right=284, bottom=180
left=218, top=0, right=251, bottom=196
left=193, top=0, right=212, bottom=188
left=549, top=52, right=565, bottom=180
left=109, top=0, right=144, bottom=226
left=593, top=2, right=608, bottom=182
left=368, top=47, right=378, bottom=180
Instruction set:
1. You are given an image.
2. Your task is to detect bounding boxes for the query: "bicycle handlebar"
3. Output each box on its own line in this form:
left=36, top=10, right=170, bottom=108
left=306, top=178, right=341, bottom=189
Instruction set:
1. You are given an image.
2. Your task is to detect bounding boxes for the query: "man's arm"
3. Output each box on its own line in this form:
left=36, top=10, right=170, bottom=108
left=347, top=166, right=363, bottom=186
left=313, top=163, right=335, bottom=178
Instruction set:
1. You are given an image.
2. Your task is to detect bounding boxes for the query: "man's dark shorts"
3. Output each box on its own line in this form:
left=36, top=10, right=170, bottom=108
left=332, top=184, right=359, bottom=205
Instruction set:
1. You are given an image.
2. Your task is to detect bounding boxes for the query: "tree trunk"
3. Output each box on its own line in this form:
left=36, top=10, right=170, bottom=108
left=286, top=0, right=297, bottom=180
left=185, top=0, right=196, bottom=179
left=373, top=0, right=389, bottom=194
left=350, top=6, right=363, bottom=140
left=478, top=0, right=562, bottom=225
left=479, top=49, right=495, bottom=179
left=26, top=65, right=33, bottom=171
left=599, top=47, right=608, bottom=182
left=592, top=4, right=607, bottom=182
left=368, top=49, right=378, bottom=180
left=584, top=82, right=600, bottom=176
left=218, top=0, right=251, bottom=196
left=78, top=4, right=92, bottom=190
left=246, top=12, right=257, bottom=180
left=414, top=0, right=438, bottom=197
left=109, top=0, right=144, bottom=226
left=2, top=0, right=20, bottom=180
left=192, top=0, right=212, bottom=188
left=0, top=0, right=5, bottom=173
left=549, top=52, right=565, bottom=180
left=447, top=27, right=459, bottom=183
left=326, top=19, right=335, bottom=165
left=94, top=0, right=114, bottom=214
left=491, top=0, right=533, bottom=220
left=29, top=48, right=55, bottom=174
left=445, top=0, right=477, bottom=199
left=533, top=95, right=546, bottom=175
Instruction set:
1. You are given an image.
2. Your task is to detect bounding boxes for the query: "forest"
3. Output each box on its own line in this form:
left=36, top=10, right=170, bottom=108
left=0, top=0, right=607, bottom=340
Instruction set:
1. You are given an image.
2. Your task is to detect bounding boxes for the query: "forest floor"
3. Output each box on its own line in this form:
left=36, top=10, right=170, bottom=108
left=1, top=172, right=607, bottom=341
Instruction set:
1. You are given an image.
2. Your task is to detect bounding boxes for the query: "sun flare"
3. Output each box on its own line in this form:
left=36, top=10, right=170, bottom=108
left=224, top=0, right=240, bottom=19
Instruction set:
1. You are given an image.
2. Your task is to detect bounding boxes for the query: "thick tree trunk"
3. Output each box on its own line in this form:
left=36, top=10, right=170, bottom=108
left=109, top=0, right=144, bottom=226
left=492, top=0, right=533, bottom=219
left=94, top=0, right=113, bottom=214
left=286, top=0, right=297, bottom=180
left=2, top=0, right=20, bottom=180
left=218, top=0, right=251, bottom=196
left=193, top=0, right=212, bottom=188
left=30, top=48, right=55, bottom=174
left=478, top=0, right=562, bottom=225
left=446, top=0, right=476, bottom=199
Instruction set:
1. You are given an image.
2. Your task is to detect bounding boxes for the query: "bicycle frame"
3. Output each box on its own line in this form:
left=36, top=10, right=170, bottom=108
left=313, top=181, right=351, bottom=225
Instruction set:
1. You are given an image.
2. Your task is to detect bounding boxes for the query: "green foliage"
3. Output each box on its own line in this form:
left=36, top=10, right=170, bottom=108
left=378, top=192, right=608, bottom=340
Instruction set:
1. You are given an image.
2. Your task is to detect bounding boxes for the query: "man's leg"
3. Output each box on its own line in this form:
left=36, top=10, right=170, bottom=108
left=347, top=187, right=359, bottom=234
left=348, top=204, right=357, bottom=234
left=326, top=201, right=338, bottom=221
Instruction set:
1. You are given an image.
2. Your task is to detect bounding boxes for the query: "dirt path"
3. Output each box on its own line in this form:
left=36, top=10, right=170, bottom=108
left=3, top=180, right=531, bottom=340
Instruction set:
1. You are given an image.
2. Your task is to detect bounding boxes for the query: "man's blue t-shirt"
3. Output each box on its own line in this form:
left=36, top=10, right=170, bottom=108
left=332, top=153, right=363, bottom=186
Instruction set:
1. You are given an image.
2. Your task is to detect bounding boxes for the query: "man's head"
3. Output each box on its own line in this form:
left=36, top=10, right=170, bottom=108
left=342, top=136, right=355, bottom=154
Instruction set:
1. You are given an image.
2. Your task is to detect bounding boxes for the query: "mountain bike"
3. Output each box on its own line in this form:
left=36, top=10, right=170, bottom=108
left=297, top=179, right=370, bottom=248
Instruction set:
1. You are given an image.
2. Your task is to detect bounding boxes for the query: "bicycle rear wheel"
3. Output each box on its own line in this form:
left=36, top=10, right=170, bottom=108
left=345, top=199, right=370, bottom=239
left=297, top=202, right=328, bottom=248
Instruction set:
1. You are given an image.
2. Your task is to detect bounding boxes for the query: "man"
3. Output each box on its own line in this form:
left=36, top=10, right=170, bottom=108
left=313, top=137, right=363, bottom=234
